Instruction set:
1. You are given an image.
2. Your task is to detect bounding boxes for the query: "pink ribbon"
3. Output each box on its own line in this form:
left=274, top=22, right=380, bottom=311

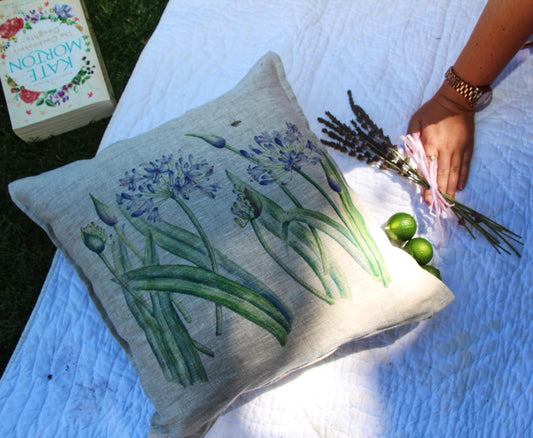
left=400, top=133, right=454, bottom=248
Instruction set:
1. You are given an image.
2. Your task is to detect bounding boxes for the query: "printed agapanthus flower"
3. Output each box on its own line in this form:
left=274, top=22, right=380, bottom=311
left=90, top=194, right=118, bottom=226
left=118, top=153, right=220, bottom=222
left=240, top=123, right=322, bottom=186
left=81, top=222, right=108, bottom=254
left=231, top=185, right=262, bottom=228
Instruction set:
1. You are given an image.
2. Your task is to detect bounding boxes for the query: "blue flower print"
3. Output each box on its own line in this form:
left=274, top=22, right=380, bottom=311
left=240, top=123, right=322, bottom=186
left=118, top=153, right=219, bottom=222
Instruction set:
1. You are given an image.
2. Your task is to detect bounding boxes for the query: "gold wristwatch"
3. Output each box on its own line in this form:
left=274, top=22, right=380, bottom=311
left=445, top=66, right=492, bottom=110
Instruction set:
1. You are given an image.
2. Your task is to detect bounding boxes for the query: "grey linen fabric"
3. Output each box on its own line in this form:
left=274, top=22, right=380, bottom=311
left=9, top=52, right=453, bottom=437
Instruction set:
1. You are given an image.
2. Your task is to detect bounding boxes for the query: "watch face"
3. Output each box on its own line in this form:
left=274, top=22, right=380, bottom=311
left=476, top=89, right=493, bottom=111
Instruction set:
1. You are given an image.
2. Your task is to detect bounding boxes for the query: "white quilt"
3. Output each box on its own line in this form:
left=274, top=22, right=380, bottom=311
left=1, top=0, right=531, bottom=436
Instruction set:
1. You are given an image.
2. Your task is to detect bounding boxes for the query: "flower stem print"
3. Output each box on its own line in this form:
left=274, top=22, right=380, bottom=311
left=245, top=126, right=389, bottom=286
left=91, top=194, right=144, bottom=262
left=318, top=151, right=390, bottom=285
left=117, top=152, right=226, bottom=334
left=83, top=153, right=292, bottom=386
left=81, top=123, right=390, bottom=385
left=189, top=132, right=347, bottom=298
left=228, top=170, right=351, bottom=300
left=189, top=124, right=390, bottom=293
left=171, top=194, right=224, bottom=334
left=231, top=182, right=334, bottom=304
left=81, top=222, right=207, bottom=385
left=119, top=203, right=293, bottom=327
left=124, top=265, right=290, bottom=346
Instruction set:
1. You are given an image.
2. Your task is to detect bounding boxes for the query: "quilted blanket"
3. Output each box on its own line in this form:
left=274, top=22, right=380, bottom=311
left=1, top=0, right=531, bottom=436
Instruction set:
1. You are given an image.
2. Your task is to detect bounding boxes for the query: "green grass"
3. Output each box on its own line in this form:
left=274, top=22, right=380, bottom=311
left=0, top=0, right=170, bottom=376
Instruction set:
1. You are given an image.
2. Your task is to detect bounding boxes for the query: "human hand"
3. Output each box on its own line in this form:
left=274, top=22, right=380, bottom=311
left=408, top=84, right=475, bottom=203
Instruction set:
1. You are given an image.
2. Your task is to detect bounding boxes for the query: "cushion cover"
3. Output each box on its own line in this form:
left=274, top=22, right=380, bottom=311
left=9, top=52, right=453, bottom=437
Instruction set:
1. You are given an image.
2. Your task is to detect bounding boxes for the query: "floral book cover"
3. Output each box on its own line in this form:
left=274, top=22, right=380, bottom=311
left=0, top=0, right=115, bottom=141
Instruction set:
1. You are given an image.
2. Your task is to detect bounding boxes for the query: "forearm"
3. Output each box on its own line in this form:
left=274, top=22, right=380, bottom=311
left=408, top=0, right=533, bottom=198
left=453, top=0, right=533, bottom=87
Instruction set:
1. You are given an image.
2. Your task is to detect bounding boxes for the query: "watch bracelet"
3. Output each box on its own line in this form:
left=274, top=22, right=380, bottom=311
left=445, top=67, right=485, bottom=107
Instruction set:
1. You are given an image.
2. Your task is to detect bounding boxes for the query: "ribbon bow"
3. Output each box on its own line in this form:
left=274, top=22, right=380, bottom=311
left=400, top=133, right=454, bottom=248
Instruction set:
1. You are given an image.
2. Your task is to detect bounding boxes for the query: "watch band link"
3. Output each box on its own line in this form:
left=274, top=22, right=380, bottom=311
left=444, top=67, right=490, bottom=108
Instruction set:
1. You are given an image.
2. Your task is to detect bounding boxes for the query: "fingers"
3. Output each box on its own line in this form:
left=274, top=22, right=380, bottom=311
left=448, top=153, right=463, bottom=199
left=436, top=152, right=451, bottom=196
left=458, top=149, right=472, bottom=191
left=420, top=140, right=469, bottom=202
left=425, top=146, right=472, bottom=200
left=436, top=151, right=462, bottom=199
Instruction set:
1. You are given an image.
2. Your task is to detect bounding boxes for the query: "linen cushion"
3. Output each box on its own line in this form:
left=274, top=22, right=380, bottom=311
left=9, top=52, right=454, bottom=437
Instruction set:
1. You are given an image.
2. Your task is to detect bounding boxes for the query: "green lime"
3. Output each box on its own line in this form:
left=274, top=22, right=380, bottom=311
left=384, top=212, right=417, bottom=242
left=422, top=264, right=441, bottom=280
left=403, top=237, right=434, bottom=265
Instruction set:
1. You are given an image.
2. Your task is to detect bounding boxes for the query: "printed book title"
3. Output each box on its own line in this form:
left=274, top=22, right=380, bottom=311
left=5, top=20, right=85, bottom=91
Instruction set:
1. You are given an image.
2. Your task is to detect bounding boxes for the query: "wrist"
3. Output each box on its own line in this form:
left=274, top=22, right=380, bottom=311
left=435, top=82, right=476, bottom=114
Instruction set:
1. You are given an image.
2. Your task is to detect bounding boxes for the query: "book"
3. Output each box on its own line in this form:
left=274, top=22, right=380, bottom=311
left=0, top=0, right=115, bottom=142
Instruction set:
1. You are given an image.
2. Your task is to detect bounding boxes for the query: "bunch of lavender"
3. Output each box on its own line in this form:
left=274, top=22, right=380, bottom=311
left=318, top=90, right=522, bottom=257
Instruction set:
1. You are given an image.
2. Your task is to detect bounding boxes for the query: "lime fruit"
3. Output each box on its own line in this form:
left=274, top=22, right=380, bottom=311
left=384, top=212, right=417, bottom=242
left=422, top=264, right=441, bottom=280
left=403, top=237, right=434, bottom=265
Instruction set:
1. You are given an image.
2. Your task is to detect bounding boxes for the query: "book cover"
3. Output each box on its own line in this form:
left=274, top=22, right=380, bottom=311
left=0, top=0, right=115, bottom=141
